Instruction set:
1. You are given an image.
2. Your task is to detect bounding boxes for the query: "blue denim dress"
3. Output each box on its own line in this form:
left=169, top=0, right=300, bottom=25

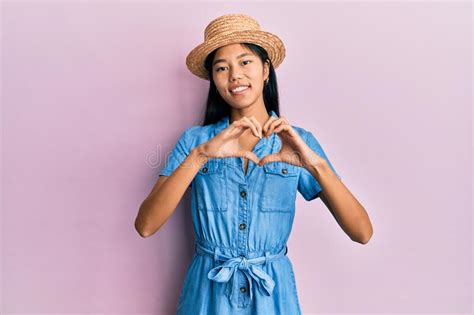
left=159, top=110, right=340, bottom=314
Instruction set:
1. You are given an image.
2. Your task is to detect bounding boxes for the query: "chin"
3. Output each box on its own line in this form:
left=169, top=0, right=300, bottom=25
left=226, top=97, right=258, bottom=109
left=229, top=102, right=254, bottom=109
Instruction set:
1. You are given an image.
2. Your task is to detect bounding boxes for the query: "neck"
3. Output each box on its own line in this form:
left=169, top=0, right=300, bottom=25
left=229, top=104, right=269, bottom=128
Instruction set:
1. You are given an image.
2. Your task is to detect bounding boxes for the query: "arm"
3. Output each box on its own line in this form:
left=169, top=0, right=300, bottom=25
left=134, top=146, right=208, bottom=238
left=135, top=115, right=266, bottom=238
left=308, top=160, right=373, bottom=244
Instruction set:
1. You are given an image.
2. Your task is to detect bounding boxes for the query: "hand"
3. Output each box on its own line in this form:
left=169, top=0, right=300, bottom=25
left=258, top=116, right=325, bottom=169
left=197, top=116, right=263, bottom=164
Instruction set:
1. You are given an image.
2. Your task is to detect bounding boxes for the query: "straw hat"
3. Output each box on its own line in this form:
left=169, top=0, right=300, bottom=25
left=185, top=13, right=286, bottom=81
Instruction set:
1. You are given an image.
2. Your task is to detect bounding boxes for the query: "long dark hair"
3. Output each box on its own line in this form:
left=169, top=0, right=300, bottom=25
left=201, top=43, right=280, bottom=126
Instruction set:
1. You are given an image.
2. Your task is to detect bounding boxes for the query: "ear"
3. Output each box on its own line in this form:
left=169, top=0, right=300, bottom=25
left=263, top=59, right=270, bottom=81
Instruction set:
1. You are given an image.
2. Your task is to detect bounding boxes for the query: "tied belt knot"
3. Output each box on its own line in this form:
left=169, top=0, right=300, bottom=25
left=195, top=241, right=288, bottom=303
left=238, top=257, right=249, bottom=270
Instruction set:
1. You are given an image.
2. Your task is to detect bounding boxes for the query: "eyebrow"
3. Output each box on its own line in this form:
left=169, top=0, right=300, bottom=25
left=213, top=53, right=253, bottom=66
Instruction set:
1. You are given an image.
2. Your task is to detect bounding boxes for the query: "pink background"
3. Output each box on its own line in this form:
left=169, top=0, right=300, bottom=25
left=1, top=1, right=471, bottom=314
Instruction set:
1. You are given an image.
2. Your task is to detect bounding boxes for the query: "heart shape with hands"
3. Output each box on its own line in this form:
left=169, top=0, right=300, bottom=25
left=198, top=115, right=325, bottom=170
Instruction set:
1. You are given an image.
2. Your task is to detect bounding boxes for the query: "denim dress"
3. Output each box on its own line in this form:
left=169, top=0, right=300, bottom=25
left=159, top=110, right=341, bottom=314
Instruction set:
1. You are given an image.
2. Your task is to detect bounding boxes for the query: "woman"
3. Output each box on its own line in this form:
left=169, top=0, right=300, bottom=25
left=135, top=13, right=373, bottom=314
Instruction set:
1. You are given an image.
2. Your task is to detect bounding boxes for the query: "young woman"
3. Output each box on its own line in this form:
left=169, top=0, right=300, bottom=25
left=135, top=13, right=373, bottom=315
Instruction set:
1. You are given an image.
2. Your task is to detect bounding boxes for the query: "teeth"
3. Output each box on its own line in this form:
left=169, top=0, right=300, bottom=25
left=231, top=85, right=249, bottom=93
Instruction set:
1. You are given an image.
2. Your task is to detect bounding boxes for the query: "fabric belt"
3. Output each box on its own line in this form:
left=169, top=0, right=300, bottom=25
left=194, top=241, right=288, bottom=303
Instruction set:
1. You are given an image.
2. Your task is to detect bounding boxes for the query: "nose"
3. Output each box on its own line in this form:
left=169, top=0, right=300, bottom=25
left=229, top=67, right=243, bottom=81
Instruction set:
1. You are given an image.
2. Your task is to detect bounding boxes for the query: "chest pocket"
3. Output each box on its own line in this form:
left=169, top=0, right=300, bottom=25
left=260, top=162, right=300, bottom=212
left=195, top=158, right=228, bottom=212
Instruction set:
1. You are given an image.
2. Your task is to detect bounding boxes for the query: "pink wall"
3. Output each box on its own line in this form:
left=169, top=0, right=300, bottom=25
left=1, top=1, right=471, bottom=314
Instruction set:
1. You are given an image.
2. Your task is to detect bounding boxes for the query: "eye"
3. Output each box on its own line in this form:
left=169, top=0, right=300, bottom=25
left=215, top=60, right=251, bottom=72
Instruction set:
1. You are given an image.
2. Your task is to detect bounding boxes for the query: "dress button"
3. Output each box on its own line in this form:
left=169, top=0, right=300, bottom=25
left=240, top=190, right=247, bottom=198
left=202, top=167, right=208, bottom=173
left=240, top=286, right=247, bottom=293
left=239, top=223, right=246, bottom=230
left=281, top=168, right=288, bottom=174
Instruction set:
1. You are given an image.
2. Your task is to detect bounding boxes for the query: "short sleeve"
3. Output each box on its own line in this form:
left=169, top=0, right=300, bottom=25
left=158, top=127, right=193, bottom=187
left=297, top=130, right=341, bottom=201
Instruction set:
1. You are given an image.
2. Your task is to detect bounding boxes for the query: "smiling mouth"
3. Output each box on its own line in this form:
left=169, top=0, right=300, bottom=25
left=230, top=85, right=251, bottom=95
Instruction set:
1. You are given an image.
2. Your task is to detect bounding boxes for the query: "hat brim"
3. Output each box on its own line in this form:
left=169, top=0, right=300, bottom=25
left=186, top=30, right=286, bottom=81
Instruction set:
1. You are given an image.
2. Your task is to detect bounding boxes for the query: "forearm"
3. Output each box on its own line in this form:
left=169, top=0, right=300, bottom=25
left=306, top=160, right=373, bottom=243
left=137, top=146, right=208, bottom=236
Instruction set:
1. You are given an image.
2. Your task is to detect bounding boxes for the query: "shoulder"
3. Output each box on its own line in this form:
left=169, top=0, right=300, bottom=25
left=179, top=123, right=218, bottom=151
left=181, top=124, right=203, bottom=138
left=290, top=124, right=325, bottom=149
left=184, top=123, right=215, bottom=139
left=290, top=124, right=311, bottom=142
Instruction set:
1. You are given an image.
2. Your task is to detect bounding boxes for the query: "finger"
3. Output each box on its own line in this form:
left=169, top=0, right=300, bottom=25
left=262, top=116, right=276, bottom=136
left=273, top=123, right=289, bottom=134
left=257, top=153, right=281, bottom=166
left=275, top=116, right=292, bottom=134
left=266, top=118, right=284, bottom=137
left=248, top=116, right=263, bottom=138
left=232, top=119, right=259, bottom=139
left=230, top=121, right=250, bottom=138
left=241, top=117, right=261, bottom=139
left=279, top=116, right=290, bottom=126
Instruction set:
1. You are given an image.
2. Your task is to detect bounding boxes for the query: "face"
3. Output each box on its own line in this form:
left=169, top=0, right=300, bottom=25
left=211, top=43, right=269, bottom=110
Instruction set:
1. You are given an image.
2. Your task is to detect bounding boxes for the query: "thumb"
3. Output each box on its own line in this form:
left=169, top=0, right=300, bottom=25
left=236, top=150, right=261, bottom=165
left=258, top=153, right=281, bottom=166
